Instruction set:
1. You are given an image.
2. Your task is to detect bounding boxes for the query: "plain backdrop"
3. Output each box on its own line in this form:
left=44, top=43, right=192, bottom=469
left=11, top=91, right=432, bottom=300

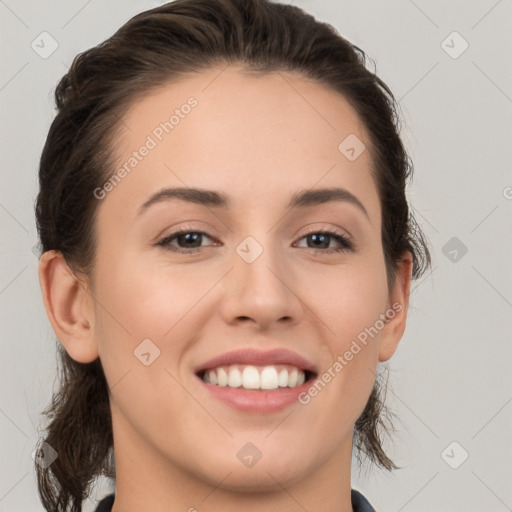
left=1, top=1, right=511, bottom=511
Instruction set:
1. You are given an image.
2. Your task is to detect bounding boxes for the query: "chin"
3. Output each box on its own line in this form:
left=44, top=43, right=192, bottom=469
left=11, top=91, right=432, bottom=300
left=209, top=463, right=309, bottom=493
left=194, top=449, right=315, bottom=492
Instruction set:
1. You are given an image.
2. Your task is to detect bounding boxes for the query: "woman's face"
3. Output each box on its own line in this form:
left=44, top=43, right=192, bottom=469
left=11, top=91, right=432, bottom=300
left=82, top=65, right=409, bottom=493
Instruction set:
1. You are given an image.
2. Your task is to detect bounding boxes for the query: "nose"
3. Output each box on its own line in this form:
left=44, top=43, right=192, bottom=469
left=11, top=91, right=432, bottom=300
left=219, top=236, right=303, bottom=331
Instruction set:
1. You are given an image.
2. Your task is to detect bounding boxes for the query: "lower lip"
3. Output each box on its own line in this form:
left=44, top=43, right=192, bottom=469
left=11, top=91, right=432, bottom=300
left=197, top=376, right=314, bottom=413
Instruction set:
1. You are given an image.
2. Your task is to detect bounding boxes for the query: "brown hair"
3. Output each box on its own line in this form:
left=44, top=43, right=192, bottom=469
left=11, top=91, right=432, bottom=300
left=34, top=0, right=431, bottom=509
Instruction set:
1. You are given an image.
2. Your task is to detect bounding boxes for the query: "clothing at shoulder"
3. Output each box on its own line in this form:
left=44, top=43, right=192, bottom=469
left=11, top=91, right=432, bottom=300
left=94, top=489, right=376, bottom=512
left=352, top=489, right=377, bottom=512
left=95, top=493, right=115, bottom=512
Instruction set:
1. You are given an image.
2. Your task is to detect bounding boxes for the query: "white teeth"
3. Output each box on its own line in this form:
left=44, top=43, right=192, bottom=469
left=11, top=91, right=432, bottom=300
left=217, top=367, right=228, bottom=387
left=288, top=368, right=298, bottom=387
left=260, top=366, right=279, bottom=390
left=208, top=370, right=218, bottom=385
left=227, top=367, right=242, bottom=388
left=201, top=364, right=308, bottom=390
left=278, top=369, right=289, bottom=387
left=261, top=366, right=279, bottom=389
left=242, top=366, right=260, bottom=389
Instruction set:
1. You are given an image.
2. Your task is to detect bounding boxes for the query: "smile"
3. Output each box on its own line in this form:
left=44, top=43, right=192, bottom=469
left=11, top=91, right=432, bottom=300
left=199, top=364, right=314, bottom=390
left=194, top=347, right=318, bottom=412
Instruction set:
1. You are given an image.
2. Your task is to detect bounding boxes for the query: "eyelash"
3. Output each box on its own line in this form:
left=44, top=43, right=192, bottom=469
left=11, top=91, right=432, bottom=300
left=156, top=227, right=354, bottom=255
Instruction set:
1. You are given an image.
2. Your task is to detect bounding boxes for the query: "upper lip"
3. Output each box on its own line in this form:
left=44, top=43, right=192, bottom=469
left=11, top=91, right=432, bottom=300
left=194, top=348, right=318, bottom=375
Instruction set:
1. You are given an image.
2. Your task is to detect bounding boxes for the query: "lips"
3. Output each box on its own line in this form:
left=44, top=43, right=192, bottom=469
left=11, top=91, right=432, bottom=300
left=194, top=348, right=318, bottom=412
left=194, top=347, right=318, bottom=377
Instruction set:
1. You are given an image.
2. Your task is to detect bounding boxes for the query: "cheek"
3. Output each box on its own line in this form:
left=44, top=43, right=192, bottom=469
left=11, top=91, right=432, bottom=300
left=94, top=250, right=208, bottom=339
left=300, top=252, right=388, bottom=418
left=91, top=256, right=203, bottom=426
left=92, top=252, right=225, bottom=395
left=308, top=254, right=389, bottom=345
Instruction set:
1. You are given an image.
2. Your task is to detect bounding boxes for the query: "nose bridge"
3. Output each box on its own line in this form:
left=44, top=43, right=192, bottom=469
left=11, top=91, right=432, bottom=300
left=235, top=231, right=287, bottom=296
left=221, top=230, right=302, bottom=328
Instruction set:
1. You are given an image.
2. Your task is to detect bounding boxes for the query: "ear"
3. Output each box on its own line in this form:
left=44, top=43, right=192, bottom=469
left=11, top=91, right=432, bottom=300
left=378, top=251, right=413, bottom=362
left=38, top=250, right=98, bottom=363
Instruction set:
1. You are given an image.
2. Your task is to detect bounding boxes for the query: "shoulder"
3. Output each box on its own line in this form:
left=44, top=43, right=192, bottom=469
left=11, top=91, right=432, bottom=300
left=351, top=488, right=377, bottom=512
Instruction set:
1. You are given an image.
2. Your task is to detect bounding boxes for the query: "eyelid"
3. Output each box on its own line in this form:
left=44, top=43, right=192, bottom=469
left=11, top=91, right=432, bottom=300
left=299, top=224, right=352, bottom=241
left=156, top=222, right=216, bottom=241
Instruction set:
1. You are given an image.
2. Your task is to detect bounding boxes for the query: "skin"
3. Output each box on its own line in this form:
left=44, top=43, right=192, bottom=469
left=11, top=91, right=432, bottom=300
left=39, top=64, right=412, bottom=512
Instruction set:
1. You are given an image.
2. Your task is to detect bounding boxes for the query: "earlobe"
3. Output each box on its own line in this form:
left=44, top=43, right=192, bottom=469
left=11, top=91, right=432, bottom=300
left=378, top=252, right=413, bottom=362
left=38, top=250, right=99, bottom=363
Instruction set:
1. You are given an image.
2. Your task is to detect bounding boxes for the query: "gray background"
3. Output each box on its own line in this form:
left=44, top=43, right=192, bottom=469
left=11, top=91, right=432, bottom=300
left=1, top=0, right=511, bottom=511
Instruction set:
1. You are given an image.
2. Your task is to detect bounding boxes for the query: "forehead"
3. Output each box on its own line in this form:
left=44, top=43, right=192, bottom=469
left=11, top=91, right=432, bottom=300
left=103, top=64, right=379, bottom=220
left=120, top=64, right=370, bottom=153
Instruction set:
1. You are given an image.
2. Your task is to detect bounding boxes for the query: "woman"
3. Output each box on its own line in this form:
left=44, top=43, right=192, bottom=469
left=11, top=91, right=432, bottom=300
left=34, top=0, right=431, bottom=510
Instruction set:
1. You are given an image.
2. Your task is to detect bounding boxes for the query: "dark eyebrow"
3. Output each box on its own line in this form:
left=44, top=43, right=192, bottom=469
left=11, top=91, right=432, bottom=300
left=287, top=187, right=369, bottom=220
left=137, top=186, right=369, bottom=220
left=138, top=187, right=230, bottom=216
